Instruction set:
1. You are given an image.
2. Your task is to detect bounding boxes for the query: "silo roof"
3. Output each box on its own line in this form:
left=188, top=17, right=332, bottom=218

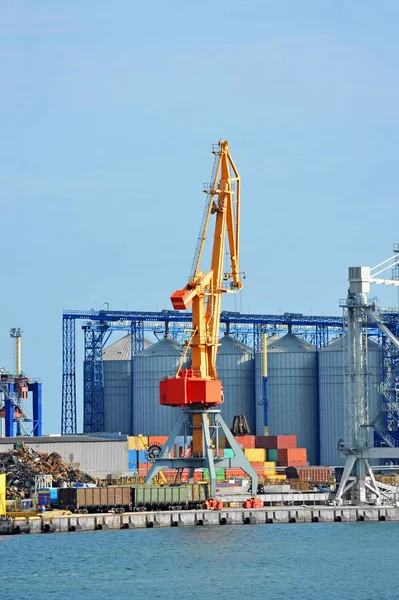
left=103, top=334, right=152, bottom=361
left=218, top=335, right=253, bottom=355
left=321, top=335, right=381, bottom=352
left=267, top=332, right=316, bottom=353
left=138, top=337, right=184, bottom=357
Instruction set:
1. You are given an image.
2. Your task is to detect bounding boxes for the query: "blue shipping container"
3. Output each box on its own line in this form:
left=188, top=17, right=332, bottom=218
left=128, top=450, right=138, bottom=468
left=138, top=450, right=148, bottom=463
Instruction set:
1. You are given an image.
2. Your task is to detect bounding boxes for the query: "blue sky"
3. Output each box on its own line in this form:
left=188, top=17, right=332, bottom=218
left=1, top=1, right=399, bottom=433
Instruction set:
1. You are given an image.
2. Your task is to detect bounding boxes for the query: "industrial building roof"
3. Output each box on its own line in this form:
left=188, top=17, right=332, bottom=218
left=103, top=334, right=152, bottom=361
left=267, top=332, right=316, bottom=353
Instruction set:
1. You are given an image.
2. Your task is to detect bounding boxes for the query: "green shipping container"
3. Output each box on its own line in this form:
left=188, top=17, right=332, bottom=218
left=203, top=469, right=225, bottom=480
left=267, top=449, right=279, bottom=462
left=223, top=449, right=234, bottom=458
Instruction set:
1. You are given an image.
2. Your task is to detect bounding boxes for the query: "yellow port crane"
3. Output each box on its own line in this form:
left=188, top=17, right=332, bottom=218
left=145, top=140, right=258, bottom=497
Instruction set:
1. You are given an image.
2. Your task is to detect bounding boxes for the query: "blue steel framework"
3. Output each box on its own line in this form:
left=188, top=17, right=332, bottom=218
left=62, top=309, right=345, bottom=434
left=0, top=380, right=42, bottom=437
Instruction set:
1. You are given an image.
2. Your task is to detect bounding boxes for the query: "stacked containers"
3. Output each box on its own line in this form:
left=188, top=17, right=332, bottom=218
left=318, top=335, right=382, bottom=466
left=267, top=332, right=318, bottom=465
left=132, top=338, right=187, bottom=436
left=102, top=335, right=152, bottom=435
left=216, top=335, right=255, bottom=432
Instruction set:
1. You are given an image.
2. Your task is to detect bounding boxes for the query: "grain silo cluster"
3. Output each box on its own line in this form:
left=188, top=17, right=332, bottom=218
left=100, top=331, right=383, bottom=467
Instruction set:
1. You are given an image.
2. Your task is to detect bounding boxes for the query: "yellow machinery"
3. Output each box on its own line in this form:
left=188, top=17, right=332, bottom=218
left=144, top=140, right=258, bottom=497
left=0, top=474, right=6, bottom=516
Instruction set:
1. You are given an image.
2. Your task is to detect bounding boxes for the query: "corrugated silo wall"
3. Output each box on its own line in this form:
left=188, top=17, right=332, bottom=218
left=268, top=351, right=318, bottom=465
left=132, top=354, right=182, bottom=436
left=103, top=360, right=132, bottom=435
left=216, top=350, right=255, bottom=433
left=319, top=343, right=382, bottom=466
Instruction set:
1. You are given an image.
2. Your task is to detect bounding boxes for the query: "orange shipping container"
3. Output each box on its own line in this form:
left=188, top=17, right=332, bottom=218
left=278, top=448, right=307, bottom=463
left=256, top=435, right=297, bottom=449
left=234, top=435, right=256, bottom=449
left=226, top=468, right=246, bottom=478
left=148, top=436, right=168, bottom=447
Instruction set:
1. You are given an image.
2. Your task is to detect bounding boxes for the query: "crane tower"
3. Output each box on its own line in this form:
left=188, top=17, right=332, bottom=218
left=145, top=140, right=258, bottom=497
left=335, top=247, right=399, bottom=505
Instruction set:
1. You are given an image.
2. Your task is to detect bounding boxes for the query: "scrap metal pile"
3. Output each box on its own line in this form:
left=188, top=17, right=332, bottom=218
left=0, top=442, right=96, bottom=497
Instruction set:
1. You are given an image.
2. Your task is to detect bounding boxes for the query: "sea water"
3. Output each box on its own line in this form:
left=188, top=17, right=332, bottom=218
left=1, top=522, right=398, bottom=600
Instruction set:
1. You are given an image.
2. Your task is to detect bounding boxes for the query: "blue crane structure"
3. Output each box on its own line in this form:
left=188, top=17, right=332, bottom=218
left=61, top=307, right=399, bottom=436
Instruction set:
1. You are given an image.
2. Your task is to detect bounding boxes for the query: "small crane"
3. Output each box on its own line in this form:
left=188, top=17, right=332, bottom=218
left=145, top=140, right=258, bottom=497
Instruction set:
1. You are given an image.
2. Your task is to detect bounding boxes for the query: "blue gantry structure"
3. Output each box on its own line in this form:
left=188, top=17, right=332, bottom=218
left=62, top=308, right=399, bottom=437
left=0, top=377, right=42, bottom=437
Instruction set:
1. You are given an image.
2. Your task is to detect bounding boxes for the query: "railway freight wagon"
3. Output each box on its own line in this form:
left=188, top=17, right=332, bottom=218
left=58, top=486, right=132, bottom=513
left=58, top=484, right=208, bottom=513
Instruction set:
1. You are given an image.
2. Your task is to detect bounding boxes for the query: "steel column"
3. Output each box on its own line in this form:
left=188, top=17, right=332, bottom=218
left=62, top=317, right=76, bottom=434
left=29, top=382, right=42, bottom=437
left=5, top=383, right=14, bottom=437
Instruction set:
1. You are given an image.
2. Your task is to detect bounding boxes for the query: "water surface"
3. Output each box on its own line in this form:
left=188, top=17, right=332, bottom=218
left=1, top=522, right=398, bottom=599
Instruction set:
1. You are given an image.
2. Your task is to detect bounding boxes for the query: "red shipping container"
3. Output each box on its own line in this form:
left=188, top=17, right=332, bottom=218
left=250, top=461, right=264, bottom=467
left=234, top=435, right=256, bottom=449
left=278, top=448, right=307, bottom=463
left=226, top=468, right=246, bottom=478
left=255, top=435, right=297, bottom=449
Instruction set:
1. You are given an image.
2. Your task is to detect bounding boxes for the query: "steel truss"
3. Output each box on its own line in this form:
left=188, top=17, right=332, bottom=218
left=62, top=309, right=347, bottom=434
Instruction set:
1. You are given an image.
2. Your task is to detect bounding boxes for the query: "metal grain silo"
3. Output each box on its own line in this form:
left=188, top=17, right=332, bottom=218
left=319, top=335, right=382, bottom=466
left=267, top=332, right=318, bottom=465
left=132, top=337, right=186, bottom=436
left=216, top=335, right=255, bottom=432
left=102, top=335, right=152, bottom=435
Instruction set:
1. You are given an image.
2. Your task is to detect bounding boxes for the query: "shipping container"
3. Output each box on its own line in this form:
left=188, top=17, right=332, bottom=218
left=223, top=448, right=234, bottom=459
left=267, top=449, right=279, bottom=462
left=148, top=436, right=168, bottom=447
left=278, top=460, right=307, bottom=467
left=256, top=435, right=297, bottom=449
left=128, top=436, right=148, bottom=450
left=278, top=448, right=307, bottom=463
left=244, top=448, right=266, bottom=462
left=128, top=450, right=138, bottom=469
left=234, top=435, right=256, bottom=449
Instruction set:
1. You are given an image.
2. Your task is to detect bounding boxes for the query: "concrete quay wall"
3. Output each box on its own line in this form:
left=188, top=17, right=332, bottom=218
left=12, top=505, right=399, bottom=535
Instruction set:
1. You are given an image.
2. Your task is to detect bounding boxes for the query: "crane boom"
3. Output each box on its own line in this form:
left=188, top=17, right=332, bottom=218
left=161, top=140, right=242, bottom=408
left=146, top=140, right=259, bottom=494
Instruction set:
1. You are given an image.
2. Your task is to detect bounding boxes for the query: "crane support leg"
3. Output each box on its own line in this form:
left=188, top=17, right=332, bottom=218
left=145, top=409, right=258, bottom=498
